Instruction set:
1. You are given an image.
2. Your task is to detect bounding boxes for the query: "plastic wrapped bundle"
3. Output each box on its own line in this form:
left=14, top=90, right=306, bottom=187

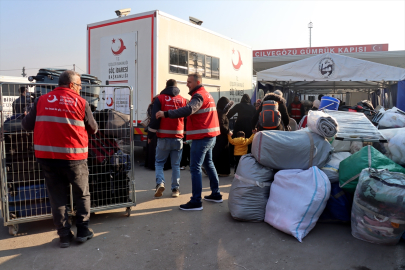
left=251, top=130, right=332, bottom=170
left=228, top=154, right=274, bottom=222
left=378, top=110, right=405, bottom=129
left=307, top=110, right=339, bottom=138
left=265, top=167, right=331, bottom=242
left=351, top=169, right=405, bottom=245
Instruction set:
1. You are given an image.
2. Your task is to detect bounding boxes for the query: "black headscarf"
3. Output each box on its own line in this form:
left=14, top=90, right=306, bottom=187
left=241, top=94, right=250, bottom=104
left=217, top=96, right=234, bottom=115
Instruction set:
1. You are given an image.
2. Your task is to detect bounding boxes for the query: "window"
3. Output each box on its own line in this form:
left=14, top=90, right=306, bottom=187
left=170, top=48, right=188, bottom=74
left=211, top=57, right=220, bottom=79
left=169, top=46, right=220, bottom=79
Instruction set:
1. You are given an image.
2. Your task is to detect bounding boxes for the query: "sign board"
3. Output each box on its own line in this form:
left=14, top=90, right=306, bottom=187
left=253, top=44, right=388, bottom=57
left=100, top=32, right=137, bottom=86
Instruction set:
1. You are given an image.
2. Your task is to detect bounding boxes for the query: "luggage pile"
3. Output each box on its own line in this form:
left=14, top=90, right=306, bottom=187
left=228, top=108, right=405, bottom=245
left=88, top=109, right=132, bottom=208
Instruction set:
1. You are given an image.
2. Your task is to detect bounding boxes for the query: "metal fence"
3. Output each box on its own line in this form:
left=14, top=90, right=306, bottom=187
left=0, top=82, right=136, bottom=235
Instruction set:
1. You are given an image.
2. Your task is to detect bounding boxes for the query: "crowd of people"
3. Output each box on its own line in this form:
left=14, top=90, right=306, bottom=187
left=142, top=74, right=327, bottom=212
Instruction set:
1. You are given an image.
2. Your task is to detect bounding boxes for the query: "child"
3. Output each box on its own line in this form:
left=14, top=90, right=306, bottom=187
left=228, top=130, right=256, bottom=173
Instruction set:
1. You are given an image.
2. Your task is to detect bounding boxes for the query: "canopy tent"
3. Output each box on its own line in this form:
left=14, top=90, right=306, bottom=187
left=255, top=53, right=405, bottom=110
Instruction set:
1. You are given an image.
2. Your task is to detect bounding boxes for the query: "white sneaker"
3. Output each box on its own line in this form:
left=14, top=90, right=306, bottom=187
left=180, top=166, right=185, bottom=170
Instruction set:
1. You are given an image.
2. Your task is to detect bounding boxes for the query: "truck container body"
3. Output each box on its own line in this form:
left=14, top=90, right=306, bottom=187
left=87, top=10, right=252, bottom=146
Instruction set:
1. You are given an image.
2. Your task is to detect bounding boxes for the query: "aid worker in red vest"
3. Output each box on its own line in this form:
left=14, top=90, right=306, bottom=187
left=288, top=95, right=305, bottom=123
left=156, top=73, right=222, bottom=211
left=22, top=70, right=98, bottom=248
left=147, top=79, right=187, bottom=198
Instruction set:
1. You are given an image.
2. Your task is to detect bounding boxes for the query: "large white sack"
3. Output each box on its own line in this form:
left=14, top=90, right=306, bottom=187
left=264, top=167, right=331, bottom=242
left=228, top=154, right=274, bottom=222
left=377, top=128, right=405, bottom=166
left=251, top=130, right=332, bottom=170
left=331, top=139, right=351, bottom=152
left=321, top=152, right=351, bottom=183
left=378, top=112, right=405, bottom=129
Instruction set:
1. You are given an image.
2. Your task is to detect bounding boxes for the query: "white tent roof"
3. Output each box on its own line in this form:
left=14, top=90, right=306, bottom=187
left=256, top=53, right=405, bottom=93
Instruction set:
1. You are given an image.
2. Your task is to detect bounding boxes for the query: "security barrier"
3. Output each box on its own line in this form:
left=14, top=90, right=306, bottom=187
left=0, top=82, right=136, bottom=235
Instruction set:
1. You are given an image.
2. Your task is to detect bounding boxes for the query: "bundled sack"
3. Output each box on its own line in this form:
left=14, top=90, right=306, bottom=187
left=378, top=128, right=405, bottom=166
left=378, top=108, right=405, bottom=129
left=251, top=130, right=332, bottom=170
left=93, top=109, right=130, bottom=139
left=264, top=167, right=331, bottom=242
left=228, top=154, right=274, bottom=222
left=321, top=152, right=351, bottom=183
left=339, top=145, right=405, bottom=193
left=319, top=182, right=352, bottom=223
left=351, top=169, right=405, bottom=245
left=350, top=141, right=363, bottom=154
left=307, top=110, right=339, bottom=138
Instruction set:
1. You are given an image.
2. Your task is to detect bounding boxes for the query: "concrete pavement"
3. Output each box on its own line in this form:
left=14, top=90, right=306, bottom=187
left=1, top=147, right=404, bottom=270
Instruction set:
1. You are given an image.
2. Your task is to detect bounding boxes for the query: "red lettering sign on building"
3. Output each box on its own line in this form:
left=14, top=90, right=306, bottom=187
left=253, top=44, right=388, bottom=57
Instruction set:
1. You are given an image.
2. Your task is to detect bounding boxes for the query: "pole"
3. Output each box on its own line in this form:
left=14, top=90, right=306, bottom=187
left=309, top=28, right=311, bottom=48
left=73, top=64, right=75, bottom=71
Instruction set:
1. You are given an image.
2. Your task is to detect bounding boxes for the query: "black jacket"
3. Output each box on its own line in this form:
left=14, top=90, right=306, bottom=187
left=252, top=93, right=290, bottom=130
left=228, top=99, right=256, bottom=137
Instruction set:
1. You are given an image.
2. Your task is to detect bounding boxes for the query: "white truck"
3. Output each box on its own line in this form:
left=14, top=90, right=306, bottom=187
left=87, top=10, right=253, bottom=146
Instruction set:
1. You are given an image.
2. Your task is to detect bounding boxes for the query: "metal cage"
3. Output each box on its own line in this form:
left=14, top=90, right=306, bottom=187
left=0, top=82, right=136, bottom=235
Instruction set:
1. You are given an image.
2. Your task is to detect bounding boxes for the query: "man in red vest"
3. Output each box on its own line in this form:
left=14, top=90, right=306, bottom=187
left=22, top=70, right=98, bottom=248
left=288, top=95, right=305, bottom=123
left=156, top=73, right=222, bottom=211
left=148, top=79, right=187, bottom=198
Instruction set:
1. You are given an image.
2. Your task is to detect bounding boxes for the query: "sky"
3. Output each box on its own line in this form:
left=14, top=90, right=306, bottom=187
left=0, top=0, right=404, bottom=77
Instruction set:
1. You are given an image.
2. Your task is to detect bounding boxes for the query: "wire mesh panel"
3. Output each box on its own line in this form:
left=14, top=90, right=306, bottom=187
left=1, top=82, right=135, bottom=234
left=88, top=85, right=135, bottom=213
left=0, top=83, right=57, bottom=230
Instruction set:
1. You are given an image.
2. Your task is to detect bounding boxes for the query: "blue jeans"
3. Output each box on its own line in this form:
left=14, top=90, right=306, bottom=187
left=155, top=138, right=183, bottom=190
left=189, top=136, right=220, bottom=203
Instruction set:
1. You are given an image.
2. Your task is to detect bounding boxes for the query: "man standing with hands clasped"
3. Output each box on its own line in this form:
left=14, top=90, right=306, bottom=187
left=22, top=70, right=98, bottom=248
left=156, top=73, right=222, bottom=211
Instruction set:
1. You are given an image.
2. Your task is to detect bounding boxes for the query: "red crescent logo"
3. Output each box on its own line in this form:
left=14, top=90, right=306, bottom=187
left=232, top=50, right=243, bottom=70
left=106, top=97, right=114, bottom=107
left=111, top=38, right=127, bottom=56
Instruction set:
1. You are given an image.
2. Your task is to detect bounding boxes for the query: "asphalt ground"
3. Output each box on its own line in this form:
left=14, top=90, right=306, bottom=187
left=1, top=146, right=405, bottom=270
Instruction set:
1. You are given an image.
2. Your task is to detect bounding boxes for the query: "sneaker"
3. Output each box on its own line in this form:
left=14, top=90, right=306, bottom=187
left=60, top=231, right=74, bottom=248
left=180, top=166, right=186, bottom=170
left=154, top=183, right=165, bottom=198
left=179, top=201, right=203, bottom=211
left=172, top=188, right=180, bottom=197
left=76, top=228, right=94, bottom=243
left=204, top=194, right=223, bottom=203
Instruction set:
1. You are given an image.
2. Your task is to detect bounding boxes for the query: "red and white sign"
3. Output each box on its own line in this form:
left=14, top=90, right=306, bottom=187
left=253, top=44, right=388, bottom=57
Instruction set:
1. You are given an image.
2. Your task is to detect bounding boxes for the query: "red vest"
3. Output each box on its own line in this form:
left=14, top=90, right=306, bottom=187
left=157, top=94, right=187, bottom=138
left=290, top=102, right=303, bottom=120
left=34, top=87, right=88, bottom=160
left=186, top=87, right=220, bottom=140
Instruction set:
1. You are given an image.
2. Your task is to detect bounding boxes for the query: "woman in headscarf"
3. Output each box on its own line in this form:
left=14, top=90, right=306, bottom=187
left=213, top=97, right=234, bottom=177
left=227, top=94, right=256, bottom=139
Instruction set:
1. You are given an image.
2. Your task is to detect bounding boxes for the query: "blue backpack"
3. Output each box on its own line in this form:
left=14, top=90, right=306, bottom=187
left=319, top=182, right=353, bottom=223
